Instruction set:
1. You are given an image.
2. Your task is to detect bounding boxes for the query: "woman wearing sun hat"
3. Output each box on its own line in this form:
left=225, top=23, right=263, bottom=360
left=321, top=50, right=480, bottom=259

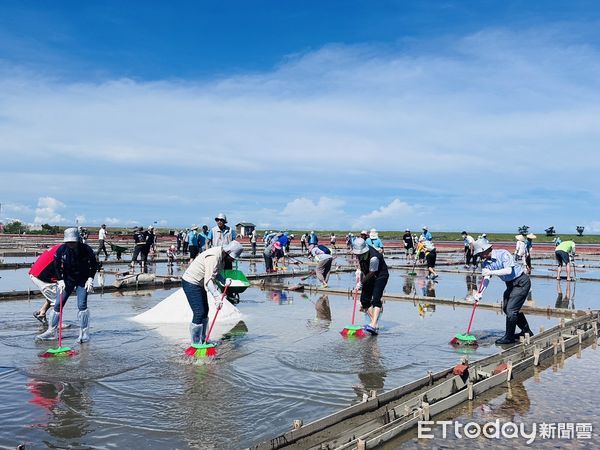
left=352, top=238, right=389, bottom=335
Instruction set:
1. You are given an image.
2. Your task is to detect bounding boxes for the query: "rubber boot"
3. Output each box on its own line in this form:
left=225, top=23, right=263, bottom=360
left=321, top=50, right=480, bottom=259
left=495, top=316, right=517, bottom=345
left=515, top=313, right=534, bottom=338
left=35, top=309, right=58, bottom=341
left=189, top=322, right=205, bottom=345
left=77, top=309, right=90, bottom=343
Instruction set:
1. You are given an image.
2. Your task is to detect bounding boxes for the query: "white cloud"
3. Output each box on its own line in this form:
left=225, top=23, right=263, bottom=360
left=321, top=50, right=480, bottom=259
left=280, top=197, right=347, bottom=229
left=33, top=197, right=67, bottom=224
left=1, top=27, right=600, bottom=230
left=104, top=217, right=121, bottom=225
left=584, top=221, right=600, bottom=233
left=353, top=199, right=416, bottom=229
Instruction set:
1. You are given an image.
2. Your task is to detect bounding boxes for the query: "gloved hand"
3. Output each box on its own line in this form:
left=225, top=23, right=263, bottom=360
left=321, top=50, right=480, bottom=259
left=355, top=282, right=362, bottom=292
left=215, top=299, right=223, bottom=309
left=473, top=292, right=482, bottom=302
left=85, top=277, right=94, bottom=293
left=57, top=280, right=66, bottom=293
left=225, top=278, right=233, bottom=286
left=481, top=268, right=492, bottom=277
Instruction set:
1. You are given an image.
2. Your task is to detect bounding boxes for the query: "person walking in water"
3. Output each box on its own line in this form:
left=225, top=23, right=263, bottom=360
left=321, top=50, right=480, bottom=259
left=352, top=238, right=389, bottom=335
left=30, top=244, right=61, bottom=326
left=250, top=228, right=257, bottom=256
left=36, top=228, right=98, bottom=343
left=330, top=233, right=337, bottom=251
left=181, top=241, right=243, bottom=345
left=97, top=224, right=109, bottom=260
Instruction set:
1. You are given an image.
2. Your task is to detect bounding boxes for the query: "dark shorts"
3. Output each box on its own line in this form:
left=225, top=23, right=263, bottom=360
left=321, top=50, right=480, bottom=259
left=426, top=249, right=437, bottom=268
left=555, top=250, right=569, bottom=266
left=189, top=246, right=199, bottom=259
left=361, top=274, right=389, bottom=309
left=132, top=244, right=148, bottom=263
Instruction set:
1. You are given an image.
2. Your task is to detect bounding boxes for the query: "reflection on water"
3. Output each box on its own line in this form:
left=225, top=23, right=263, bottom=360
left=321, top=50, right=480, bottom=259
left=354, top=338, right=386, bottom=400
left=403, top=276, right=414, bottom=295
left=417, top=278, right=437, bottom=298
left=555, top=279, right=573, bottom=309
left=314, top=295, right=332, bottom=321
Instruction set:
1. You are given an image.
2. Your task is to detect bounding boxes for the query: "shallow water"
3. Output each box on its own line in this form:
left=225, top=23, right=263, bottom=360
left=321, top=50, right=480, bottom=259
left=0, top=265, right=597, bottom=449
left=394, top=343, right=600, bottom=448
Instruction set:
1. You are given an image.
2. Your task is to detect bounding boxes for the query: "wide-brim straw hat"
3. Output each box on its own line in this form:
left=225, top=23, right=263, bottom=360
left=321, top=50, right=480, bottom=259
left=526, top=233, right=537, bottom=239
left=515, top=235, right=525, bottom=242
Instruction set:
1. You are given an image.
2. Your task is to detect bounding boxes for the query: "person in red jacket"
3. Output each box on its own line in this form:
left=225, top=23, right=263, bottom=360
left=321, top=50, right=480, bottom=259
left=36, top=228, right=98, bottom=343
left=29, top=244, right=60, bottom=326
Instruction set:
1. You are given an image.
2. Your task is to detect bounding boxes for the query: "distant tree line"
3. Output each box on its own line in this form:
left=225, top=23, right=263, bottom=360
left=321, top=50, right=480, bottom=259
left=2, top=221, right=59, bottom=235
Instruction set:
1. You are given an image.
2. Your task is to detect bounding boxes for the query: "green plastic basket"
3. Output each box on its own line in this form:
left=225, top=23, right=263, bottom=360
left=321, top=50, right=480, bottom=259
left=217, top=269, right=251, bottom=295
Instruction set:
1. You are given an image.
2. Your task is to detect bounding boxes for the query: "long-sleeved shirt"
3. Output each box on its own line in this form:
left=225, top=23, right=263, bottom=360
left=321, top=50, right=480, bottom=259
left=310, top=245, right=332, bottom=262
left=182, top=247, right=225, bottom=295
left=54, top=243, right=98, bottom=285
left=515, top=240, right=528, bottom=265
left=482, top=249, right=523, bottom=282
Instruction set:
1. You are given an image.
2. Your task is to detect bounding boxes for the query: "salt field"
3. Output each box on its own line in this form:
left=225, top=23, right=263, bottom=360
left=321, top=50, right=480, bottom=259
left=1, top=247, right=599, bottom=448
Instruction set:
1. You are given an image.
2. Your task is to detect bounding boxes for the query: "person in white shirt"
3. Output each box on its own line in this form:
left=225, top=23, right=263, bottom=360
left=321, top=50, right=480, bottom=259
left=181, top=241, right=243, bottom=345
left=250, top=229, right=257, bottom=256
left=461, top=231, right=475, bottom=268
left=514, top=235, right=528, bottom=273
left=97, top=224, right=109, bottom=260
left=309, top=244, right=333, bottom=288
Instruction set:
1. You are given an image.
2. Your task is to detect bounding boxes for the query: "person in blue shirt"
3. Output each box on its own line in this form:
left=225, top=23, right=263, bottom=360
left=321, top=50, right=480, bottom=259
left=277, top=232, right=290, bottom=255
left=420, top=226, right=432, bottom=241
left=308, top=231, right=318, bottom=246
left=187, top=225, right=200, bottom=261
left=199, top=225, right=209, bottom=251
left=365, top=229, right=384, bottom=253
left=473, top=239, right=533, bottom=345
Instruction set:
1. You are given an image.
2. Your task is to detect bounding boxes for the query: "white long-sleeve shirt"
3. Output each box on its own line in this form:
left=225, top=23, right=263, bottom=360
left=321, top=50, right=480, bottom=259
left=182, top=247, right=224, bottom=296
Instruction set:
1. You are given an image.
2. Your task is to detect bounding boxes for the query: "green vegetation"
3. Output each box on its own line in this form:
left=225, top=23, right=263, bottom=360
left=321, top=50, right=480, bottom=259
left=3, top=220, right=28, bottom=234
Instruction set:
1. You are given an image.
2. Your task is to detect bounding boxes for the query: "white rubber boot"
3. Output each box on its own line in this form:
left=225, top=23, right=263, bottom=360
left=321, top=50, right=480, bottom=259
left=189, top=321, right=206, bottom=345
left=36, top=309, right=58, bottom=341
left=77, top=309, right=90, bottom=343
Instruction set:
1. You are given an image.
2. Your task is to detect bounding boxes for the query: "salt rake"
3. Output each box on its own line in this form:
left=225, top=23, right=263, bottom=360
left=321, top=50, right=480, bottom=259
left=185, top=280, right=231, bottom=358
left=340, top=288, right=366, bottom=338
left=449, top=277, right=486, bottom=347
left=40, top=293, right=77, bottom=359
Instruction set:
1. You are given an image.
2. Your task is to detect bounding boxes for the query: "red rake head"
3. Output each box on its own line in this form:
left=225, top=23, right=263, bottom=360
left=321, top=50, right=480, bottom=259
left=184, top=344, right=218, bottom=358
left=340, top=326, right=367, bottom=339
left=39, top=349, right=78, bottom=359
left=449, top=337, right=479, bottom=347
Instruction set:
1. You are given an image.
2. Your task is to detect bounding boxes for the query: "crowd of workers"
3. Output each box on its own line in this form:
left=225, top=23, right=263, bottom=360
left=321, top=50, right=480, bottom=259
left=26, top=218, right=580, bottom=348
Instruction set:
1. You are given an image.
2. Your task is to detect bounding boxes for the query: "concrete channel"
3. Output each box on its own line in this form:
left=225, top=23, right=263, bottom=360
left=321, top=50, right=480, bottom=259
left=251, top=312, right=600, bottom=449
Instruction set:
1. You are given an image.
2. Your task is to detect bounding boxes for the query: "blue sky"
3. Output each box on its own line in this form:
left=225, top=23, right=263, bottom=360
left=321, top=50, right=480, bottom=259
left=1, top=1, right=599, bottom=233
